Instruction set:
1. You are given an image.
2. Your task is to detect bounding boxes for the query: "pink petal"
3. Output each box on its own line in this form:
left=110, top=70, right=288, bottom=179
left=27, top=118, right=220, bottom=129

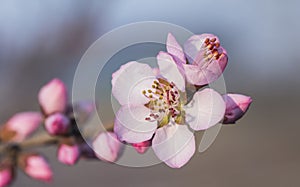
left=183, top=52, right=227, bottom=86
left=112, top=61, right=156, bottom=106
left=184, top=34, right=217, bottom=64
left=57, top=144, right=80, bottom=165
left=6, top=112, right=42, bottom=142
left=92, top=132, right=124, bottom=162
left=184, top=88, right=225, bottom=131
left=0, top=167, right=13, bottom=187
left=183, top=34, right=228, bottom=85
left=114, top=105, right=157, bottom=143
left=132, top=140, right=152, bottom=154
left=222, top=94, right=252, bottom=124
left=38, top=79, right=68, bottom=115
left=166, top=33, right=186, bottom=64
left=44, top=113, right=70, bottom=135
left=157, top=51, right=185, bottom=91
left=152, top=123, right=195, bottom=168
left=25, top=155, right=52, bottom=182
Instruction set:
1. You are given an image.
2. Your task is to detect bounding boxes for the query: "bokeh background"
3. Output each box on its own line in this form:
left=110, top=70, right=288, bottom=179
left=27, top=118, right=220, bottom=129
left=1, top=0, right=300, bottom=186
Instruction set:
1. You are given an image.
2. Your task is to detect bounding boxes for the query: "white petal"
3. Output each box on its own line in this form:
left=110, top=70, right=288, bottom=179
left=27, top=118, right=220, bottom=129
left=157, top=51, right=185, bottom=91
left=112, top=61, right=156, bottom=105
left=184, top=88, right=225, bottom=131
left=152, top=123, right=195, bottom=168
left=114, top=105, right=157, bottom=143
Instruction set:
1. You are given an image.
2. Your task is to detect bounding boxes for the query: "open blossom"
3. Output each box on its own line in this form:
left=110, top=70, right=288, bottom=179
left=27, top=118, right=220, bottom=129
left=92, top=132, right=124, bottom=163
left=38, top=79, right=68, bottom=115
left=44, top=113, right=70, bottom=135
left=19, top=154, right=52, bottom=182
left=57, top=143, right=80, bottom=165
left=0, top=162, right=14, bottom=187
left=0, top=112, right=42, bottom=142
left=222, top=94, right=252, bottom=124
left=166, top=33, right=228, bottom=86
left=112, top=59, right=225, bottom=168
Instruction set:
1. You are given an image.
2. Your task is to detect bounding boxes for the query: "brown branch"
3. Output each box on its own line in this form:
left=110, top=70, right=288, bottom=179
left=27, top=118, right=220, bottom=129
left=0, top=123, right=114, bottom=155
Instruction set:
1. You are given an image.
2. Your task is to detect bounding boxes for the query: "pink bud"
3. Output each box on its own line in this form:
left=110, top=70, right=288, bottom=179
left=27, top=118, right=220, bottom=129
left=0, top=164, right=13, bottom=187
left=45, top=113, right=70, bottom=135
left=132, top=140, right=151, bottom=154
left=92, top=132, right=123, bottom=162
left=57, top=144, right=80, bottom=165
left=23, top=154, right=52, bottom=182
left=0, top=112, right=42, bottom=142
left=222, top=94, right=252, bottom=124
left=38, top=79, right=68, bottom=115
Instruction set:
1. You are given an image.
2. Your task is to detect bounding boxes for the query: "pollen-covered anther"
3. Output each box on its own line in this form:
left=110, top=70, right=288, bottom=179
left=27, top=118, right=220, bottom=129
left=211, top=37, right=216, bottom=42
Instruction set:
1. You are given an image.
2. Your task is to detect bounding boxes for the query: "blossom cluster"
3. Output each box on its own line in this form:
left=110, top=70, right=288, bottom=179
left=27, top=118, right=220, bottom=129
left=112, top=33, right=252, bottom=168
left=0, top=79, right=123, bottom=186
left=0, top=33, right=252, bottom=186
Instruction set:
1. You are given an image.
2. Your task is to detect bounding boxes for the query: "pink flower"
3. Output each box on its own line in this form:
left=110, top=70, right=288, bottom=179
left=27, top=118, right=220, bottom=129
left=112, top=60, right=225, bottom=168
left=166, top=33, right=228, bottom=86
left=132, top=140, right=151, bottom=154
left=44, top=113, right=70, bottom=135
left=38, top=79, right=68, bottom=115
left=57, top=144, right=80, bottom=165
left=92, top=132, right=124, bottom=162
left=222, top=94, right=252, bottom=124
left=0, top=163, right=14, bottom=187
left=0, top=112, right=42, bottom=142
left=21, top=154, right=52, bottom=182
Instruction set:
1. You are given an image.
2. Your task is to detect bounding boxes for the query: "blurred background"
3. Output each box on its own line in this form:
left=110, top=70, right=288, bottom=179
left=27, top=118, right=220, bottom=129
left=0, top=0, right=300, bottom=186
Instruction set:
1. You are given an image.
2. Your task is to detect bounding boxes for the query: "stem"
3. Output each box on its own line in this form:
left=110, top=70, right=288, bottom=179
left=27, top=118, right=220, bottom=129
left=0, top=123, right=114, bottom=155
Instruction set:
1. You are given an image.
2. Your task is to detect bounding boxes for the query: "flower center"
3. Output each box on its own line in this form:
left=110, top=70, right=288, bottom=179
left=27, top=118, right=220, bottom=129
left=142, top=78, right=185, bottom=127
left=194, top=37, right=225, bottom=66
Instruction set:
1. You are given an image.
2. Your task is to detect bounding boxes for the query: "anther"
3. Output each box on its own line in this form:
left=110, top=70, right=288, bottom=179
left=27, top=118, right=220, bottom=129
left=211, top=38, right=216, bottom=42
left=212, top=50, right=219, bottom=57
left=206, top=44, right=213, bottom=50
left=204, top=38, right=210, bottom=44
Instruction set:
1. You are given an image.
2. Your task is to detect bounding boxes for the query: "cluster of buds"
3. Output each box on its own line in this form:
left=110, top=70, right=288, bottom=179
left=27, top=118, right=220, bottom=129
left=0, top=79, right=124, bottom=186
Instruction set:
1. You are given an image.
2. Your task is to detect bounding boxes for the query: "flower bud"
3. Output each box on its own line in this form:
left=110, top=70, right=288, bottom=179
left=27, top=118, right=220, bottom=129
left=38, top=79, right=68, bottom=115
left=222, top=94, right=252, bottom=124
left=0, top=112, right=42, bottom=142
left=92, top=132, right=123, bottom=162
left=57, top=144, right=80, bottom=166
left=132, top=140, right=151, bottom=154
left=45, top=113, right=70, bottom=135
left=19, top=153, right=52, bottom=182
left=0, top=161, right=14, bottom=187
